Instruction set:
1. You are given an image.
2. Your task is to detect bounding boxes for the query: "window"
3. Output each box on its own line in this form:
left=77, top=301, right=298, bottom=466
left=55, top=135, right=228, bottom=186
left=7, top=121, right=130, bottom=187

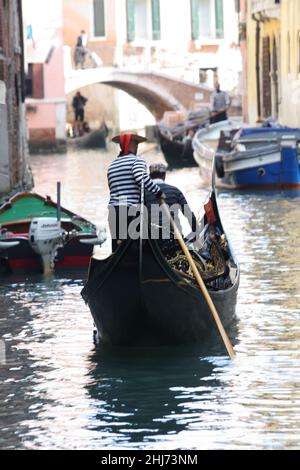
left=215, top=0, right=224, bottom=39
left=25, top=64, right=33, bottom=97
left=191, top=0, right=224, bottom=40
left=298, top=33, right=300, bottom=73
left=135, top=0, right=150, bottom=40
left=287, top=33, right=291, bottom=74
left=93, top=0, right=105, bottom=38
left=127, top=0, right=161, bottom=42
left=199, top=0, right=211, bottom=38
left=272, top=36, right=279, bottom=117
left=25, top=63, right=44, bottom=99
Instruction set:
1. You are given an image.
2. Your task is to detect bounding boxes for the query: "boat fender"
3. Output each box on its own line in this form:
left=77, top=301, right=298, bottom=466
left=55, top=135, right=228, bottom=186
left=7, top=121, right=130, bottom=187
left=0, top=240, right=20, bottom=250
left=215, top=155, right=225, bottom=179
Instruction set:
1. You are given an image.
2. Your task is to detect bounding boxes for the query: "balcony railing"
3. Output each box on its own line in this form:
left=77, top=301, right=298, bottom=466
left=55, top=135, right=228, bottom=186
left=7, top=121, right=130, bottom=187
left=251, top=0, right=280, bottom=18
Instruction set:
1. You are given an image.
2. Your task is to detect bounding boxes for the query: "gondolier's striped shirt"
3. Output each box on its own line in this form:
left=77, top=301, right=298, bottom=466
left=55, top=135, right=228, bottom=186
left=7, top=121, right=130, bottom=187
left=107, top=153, right=162, bottom=206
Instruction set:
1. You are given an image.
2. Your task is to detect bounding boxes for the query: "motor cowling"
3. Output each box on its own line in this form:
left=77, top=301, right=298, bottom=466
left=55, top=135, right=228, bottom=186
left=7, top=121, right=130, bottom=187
left=29, top=218, right=64, bottom=274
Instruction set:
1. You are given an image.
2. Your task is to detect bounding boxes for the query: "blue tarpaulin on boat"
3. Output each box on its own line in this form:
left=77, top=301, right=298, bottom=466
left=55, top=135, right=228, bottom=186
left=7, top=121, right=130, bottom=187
left=239, top=127, right=300, bottom=137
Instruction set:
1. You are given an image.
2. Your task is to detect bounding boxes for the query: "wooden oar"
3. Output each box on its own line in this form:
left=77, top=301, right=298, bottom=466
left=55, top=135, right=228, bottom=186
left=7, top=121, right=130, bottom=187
left=139, top=179, right=145, bottom=277
left=160, top=201, right=236, bottom=359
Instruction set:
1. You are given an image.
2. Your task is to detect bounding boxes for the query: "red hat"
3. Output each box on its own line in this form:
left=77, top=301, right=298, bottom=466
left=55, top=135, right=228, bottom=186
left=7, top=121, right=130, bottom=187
left=112, top=132, right=147, bottom=156
left=112, top=132, right=147, bottom=145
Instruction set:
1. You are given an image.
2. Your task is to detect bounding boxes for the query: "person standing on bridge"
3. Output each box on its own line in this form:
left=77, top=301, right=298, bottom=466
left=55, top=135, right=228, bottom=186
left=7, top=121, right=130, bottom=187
left=74, top=30, right=88, bottom=69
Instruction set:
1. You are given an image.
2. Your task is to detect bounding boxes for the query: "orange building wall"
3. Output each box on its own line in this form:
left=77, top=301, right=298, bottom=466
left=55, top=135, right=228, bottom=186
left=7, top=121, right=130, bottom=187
left=62, top=0, right=117, bottom=66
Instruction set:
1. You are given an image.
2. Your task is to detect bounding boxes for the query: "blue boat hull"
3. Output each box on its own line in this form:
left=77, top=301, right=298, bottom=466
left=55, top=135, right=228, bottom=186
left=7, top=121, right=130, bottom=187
left=222, top=148, right=300, bottom=189
left=193, top=126, right=300, bottom=189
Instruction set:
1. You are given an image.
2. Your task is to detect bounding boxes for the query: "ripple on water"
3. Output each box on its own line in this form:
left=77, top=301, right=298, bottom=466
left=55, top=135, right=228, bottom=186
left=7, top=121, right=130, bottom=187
left=0, top=149, right=300, bottom=449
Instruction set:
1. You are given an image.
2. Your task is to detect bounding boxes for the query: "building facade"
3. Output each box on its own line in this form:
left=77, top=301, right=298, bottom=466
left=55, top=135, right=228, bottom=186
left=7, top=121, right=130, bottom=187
left=245, top=0, right=280, bottom=123
left=245, top=0, right=300, bottom=127
left=23, top=0, right=67, bottom=153
left=0, top=0, right=32, bottom=194
left=280, top=0, right=300, bottom=128
left=63, top=0, right=240, bottom=83
left=62, top=0, right=241, bottom=130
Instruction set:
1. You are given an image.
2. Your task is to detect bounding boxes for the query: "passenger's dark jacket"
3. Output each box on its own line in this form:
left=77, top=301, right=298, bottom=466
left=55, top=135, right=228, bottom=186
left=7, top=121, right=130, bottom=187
left=146, top=181, right=198, bottom=238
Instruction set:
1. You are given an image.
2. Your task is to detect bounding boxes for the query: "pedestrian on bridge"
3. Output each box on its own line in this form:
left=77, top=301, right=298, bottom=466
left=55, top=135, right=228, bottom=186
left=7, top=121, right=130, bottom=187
left=74, top=30, right=88, bottom=69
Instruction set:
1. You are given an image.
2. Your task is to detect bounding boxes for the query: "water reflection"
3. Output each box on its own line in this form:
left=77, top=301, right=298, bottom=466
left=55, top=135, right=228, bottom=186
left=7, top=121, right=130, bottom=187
left=217, top=191, right=300, bottom=358
left=0, top=282, right=51, bottom=449
left=0, top=148, right=299, bottom=450
left=85, top=347, right=218, bottom=449
left=0, top=276, right=92, bottom=450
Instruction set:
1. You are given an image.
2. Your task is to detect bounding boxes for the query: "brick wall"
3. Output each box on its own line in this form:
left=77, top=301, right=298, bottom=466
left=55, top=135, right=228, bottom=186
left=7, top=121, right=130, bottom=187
left=0, top=0, right=7, bottom=82
left=0, top=0, right=32, bottom=194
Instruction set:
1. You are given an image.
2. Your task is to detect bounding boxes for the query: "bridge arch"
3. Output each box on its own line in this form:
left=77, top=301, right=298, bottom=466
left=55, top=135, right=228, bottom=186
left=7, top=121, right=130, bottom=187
left=65, top=69, right=212, bottom=120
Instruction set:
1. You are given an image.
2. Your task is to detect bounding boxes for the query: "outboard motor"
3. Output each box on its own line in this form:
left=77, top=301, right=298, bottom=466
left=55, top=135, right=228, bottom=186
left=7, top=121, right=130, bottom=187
left=29, top=218, right=64, bottom=275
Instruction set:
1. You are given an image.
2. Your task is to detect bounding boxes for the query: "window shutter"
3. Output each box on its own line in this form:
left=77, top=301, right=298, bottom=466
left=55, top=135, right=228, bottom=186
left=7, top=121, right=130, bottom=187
left=127, top=0, right=135, bottom=42
left=151, top=0, right=161, bottom=41
left=215, top=0, right=224, bottom=39
left=32, top=63, right=44, bottom=99
left=25, top=64, right=33, bottom=97
left=93, top=0, right=105, bottom=37
left=191, top=0, right=199, bottom=41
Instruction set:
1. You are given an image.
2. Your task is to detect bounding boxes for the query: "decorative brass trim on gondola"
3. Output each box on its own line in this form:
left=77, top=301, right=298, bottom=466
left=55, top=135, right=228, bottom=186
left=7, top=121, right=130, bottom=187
left=166, top=240, right=227, bottom=284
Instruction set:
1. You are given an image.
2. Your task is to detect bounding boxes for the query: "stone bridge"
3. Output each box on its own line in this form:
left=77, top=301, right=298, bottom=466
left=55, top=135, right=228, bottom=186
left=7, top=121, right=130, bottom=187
left=65, top=68, right=213, bottom=120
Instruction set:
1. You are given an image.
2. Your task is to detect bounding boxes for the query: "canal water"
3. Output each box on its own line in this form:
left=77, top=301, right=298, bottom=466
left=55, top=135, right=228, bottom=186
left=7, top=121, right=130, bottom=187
left=0, top=146, right=300, bottom=450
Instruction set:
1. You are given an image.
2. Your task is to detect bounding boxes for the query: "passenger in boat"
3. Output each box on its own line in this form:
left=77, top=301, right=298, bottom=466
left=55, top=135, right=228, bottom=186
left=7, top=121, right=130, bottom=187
left=210, top=82, right=230, bottom=124
left=146, top=163, right=200, bottom=242
left=108, top=133, right=164, bottom=252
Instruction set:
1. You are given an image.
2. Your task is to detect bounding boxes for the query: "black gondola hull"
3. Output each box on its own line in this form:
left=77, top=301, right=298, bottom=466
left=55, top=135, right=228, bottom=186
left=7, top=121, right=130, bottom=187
left=141, top=240, right=239, bottom=344
left=83, top=239, right=239, bottom=347
left=158, top=130, right=197, bottom=169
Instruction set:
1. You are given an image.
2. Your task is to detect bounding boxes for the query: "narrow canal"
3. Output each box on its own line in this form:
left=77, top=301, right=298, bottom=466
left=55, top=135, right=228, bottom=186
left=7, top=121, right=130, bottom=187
left=0, top=146, right=299, bottom=450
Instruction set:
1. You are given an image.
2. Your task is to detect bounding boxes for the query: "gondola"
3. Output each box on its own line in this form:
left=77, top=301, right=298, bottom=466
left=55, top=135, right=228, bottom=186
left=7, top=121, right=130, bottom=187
left=157, top=109, right=210, bottom=169
left=81, top=188, right=240, bottom=347
left=68, top=121, right=108, bottom=150
left=157, top=128, right=197, bottom=169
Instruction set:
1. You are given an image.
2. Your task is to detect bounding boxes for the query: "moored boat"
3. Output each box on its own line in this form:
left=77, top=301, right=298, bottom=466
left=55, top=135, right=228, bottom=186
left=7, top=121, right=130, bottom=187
left=0, top=191, right=105, bottom=274
left=68, top=121, right=109, bottom=150
left=193, top=124, right=300, bottom=190
left=81, top=191, right=239, bottom=347
left=157, top=109, right=210, bottom=169
left=157, top=128, right=197, bottom=169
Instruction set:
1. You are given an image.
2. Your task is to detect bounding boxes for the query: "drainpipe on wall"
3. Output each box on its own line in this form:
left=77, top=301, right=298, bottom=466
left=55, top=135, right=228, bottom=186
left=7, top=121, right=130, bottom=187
left=17, top=0, right=34, bottom=191
left=252, top=13, right=262, bottom=121
left=18, top=0, right=25, bottom=103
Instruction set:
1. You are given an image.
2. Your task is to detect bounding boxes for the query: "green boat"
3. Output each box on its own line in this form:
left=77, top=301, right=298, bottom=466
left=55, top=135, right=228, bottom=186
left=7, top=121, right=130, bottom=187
left=0, top=191, right=104, bottom=274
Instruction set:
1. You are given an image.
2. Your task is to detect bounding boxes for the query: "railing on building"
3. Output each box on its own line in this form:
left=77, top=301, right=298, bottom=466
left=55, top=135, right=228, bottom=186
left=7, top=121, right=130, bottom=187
left=251, top=0, right=280, bottom=18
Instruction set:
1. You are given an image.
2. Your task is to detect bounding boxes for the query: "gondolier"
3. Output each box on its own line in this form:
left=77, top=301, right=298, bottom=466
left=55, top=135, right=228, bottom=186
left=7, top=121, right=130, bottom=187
left=108, top=132, right=164, bottom=252
left=72, top=91, right=88, bottom=122
left=210, top=82, right=230, bottom=124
